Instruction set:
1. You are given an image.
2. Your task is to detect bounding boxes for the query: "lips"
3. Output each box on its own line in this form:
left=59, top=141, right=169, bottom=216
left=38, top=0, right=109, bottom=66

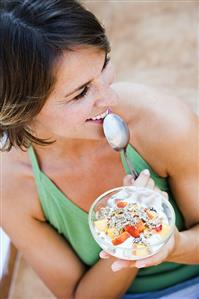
left=86, top=108, right=112, bottom=122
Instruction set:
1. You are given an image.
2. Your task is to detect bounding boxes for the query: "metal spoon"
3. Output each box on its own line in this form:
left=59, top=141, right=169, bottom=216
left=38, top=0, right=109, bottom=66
left=103, top=113, right=138, bottom=179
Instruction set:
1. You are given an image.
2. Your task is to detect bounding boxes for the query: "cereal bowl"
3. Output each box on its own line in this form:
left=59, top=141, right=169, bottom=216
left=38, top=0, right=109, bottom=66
left=89, top=186, right=175, bottom=260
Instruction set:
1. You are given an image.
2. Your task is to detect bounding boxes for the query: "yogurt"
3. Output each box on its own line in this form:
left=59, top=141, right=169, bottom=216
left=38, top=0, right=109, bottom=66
left=92, top=187, right=173, bottom=260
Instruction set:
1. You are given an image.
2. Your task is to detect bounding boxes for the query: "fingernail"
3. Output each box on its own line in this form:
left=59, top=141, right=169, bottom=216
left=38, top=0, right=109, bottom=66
left=126, top=174, right=133, bottom=179
left=127, top=175, right=134, bottom=181
left=162, top=191, right=168, bottom=198
left=111, top=261, right=125, bottom=272
left=135, top=262, right=146, bottom=268
left=143, top=169, right=150, bottom=176
left=99, top=251, right=109, bottom=259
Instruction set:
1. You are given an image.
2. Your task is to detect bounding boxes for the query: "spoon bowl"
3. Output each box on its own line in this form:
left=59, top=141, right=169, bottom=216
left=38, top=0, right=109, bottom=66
left=103, top=114, right=130, bottom=151
left=103, top=113, right=138, bottom=179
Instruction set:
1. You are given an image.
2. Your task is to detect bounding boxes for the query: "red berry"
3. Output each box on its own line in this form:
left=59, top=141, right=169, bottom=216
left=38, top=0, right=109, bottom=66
left=116, top=201, right=128, bottom=208
left=124, top=225, right=140, bottom=238
left=155, top=224, right=162, bottom=232
left=112, top=232, right=130, bottom=245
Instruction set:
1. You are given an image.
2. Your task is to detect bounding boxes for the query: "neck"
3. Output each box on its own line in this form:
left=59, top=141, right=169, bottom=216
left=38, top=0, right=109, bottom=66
left=33, top=136, right=108, bottom=162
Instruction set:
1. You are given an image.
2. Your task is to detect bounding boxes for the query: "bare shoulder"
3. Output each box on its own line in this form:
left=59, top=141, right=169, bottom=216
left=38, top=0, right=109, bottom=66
left=1, top=150, right=85, bottom=299
left=112, top=81, right=197, bottom=125
left=1, top=147, right=45, bottom=226
left=112, top=81, right=199, bottom=176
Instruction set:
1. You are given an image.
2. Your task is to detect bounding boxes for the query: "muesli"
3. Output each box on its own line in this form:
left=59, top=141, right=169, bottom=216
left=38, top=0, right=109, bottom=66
left=93, top=188, right=171, bottom=259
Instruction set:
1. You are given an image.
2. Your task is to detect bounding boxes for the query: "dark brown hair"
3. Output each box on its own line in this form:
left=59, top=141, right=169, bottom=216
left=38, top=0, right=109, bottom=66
left=0, top=0, right=110, bottom=151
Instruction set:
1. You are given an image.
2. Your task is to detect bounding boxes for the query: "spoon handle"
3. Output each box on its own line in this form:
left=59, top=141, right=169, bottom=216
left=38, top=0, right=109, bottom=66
left=123, top=148, right=139, bottom=179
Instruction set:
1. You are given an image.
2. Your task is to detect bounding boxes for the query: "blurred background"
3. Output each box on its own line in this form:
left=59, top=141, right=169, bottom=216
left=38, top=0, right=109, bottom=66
left=3, top=1, right=198, bottom=298
left=86, top=0, right=198, bottom=115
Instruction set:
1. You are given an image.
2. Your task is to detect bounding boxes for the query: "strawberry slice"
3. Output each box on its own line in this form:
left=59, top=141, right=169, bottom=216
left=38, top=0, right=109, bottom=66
left=154, top=224, right=162, bottom=232
left=116, top=201, right=128, bottom=208
left=112, top=231, right=130, bottom=245
left=124, top=225, right=140, bottom=238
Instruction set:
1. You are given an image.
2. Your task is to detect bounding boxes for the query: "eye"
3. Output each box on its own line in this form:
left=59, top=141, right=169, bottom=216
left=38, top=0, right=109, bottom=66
left=73, top=56, right=110, bottom=101
left=74, top=86, right=89, bottom=100
left=103, top=56, right=110, bottom=70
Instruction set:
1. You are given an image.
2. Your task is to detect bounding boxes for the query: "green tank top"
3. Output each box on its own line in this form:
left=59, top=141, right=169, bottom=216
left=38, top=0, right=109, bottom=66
left=27, top=144, right=199, bottom=293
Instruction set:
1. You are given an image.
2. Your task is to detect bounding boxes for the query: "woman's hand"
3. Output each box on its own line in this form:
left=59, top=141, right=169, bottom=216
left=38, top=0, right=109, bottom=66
left=100, top=229, right=179, bottom=272
left=99, top=169, right=178, bottom=272
left=123, top=169, right=167, bottom=196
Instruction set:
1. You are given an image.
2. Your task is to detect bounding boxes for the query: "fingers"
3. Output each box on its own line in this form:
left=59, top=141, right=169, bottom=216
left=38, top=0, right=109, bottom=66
left=161, top=191, right=169, bottom=200
left=99, top=251, right=135, bottom=272
left=99, top=231, right=175, bottom=272
left=135, top=235, right=175, bottom=268
left=123, top=170, right=169, bottom=200
left=133, top=169, right=151, bottom=188
left=111, top=259, right=135, bottom=272
left=123, top=175, right=135, bottom=186
left=99, top=250, right=111, bottom=259
left=135, top=249, right=168, bottom=268
left=123, top=171, right=155, bottom=190
left=154, top=187, right=169, bottom=200
left=154, top=186, right=160, bottom=193
left=146, top=178, right=155, bottom=190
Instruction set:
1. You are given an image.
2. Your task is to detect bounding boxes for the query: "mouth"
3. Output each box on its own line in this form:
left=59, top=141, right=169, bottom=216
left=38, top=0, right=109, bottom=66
left=86, top=108, right=112, bottom=124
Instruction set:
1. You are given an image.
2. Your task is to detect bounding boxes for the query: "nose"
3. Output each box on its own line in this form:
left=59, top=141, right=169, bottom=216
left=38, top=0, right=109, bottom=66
left=94, top=85, right=119, bottom=108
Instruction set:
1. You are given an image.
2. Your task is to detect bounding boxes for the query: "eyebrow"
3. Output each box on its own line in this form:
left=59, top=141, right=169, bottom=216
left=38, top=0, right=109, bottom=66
left=64, top=54, right=109, bottom=98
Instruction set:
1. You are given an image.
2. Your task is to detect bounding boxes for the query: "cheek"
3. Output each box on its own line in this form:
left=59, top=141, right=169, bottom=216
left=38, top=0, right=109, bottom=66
left=37, top=95, right=91, bottom=129
left=58, top=102, right=90, bottom=125
left=36, top=106, right=70, bottom=128
left=57, top=108, right=78, bottom=125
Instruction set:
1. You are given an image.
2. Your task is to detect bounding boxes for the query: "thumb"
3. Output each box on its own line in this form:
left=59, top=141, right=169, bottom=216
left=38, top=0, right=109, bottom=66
left=123, top=174, right=135, bottom=186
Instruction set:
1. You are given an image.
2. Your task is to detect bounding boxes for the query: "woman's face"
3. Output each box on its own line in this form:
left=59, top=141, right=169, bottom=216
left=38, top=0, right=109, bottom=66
left=32, top=46, right=119, bottom=142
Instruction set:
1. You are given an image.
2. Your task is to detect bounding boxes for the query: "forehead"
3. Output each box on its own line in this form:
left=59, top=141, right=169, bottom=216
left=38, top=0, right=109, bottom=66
left=53, top=46, right=105, bottom=89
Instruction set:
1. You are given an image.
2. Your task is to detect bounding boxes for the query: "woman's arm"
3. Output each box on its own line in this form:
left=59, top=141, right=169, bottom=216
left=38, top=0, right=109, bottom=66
left=75, top=258, right=138, bottom=299
left=134, top=111, right=199, bottom=267
left=162, top=109, right=199, bottom=264
left=169, top=225, right=199, bottom=264
left=134, top=84, right=199, bottom=265
left=2, top=167, right=142, bottom=299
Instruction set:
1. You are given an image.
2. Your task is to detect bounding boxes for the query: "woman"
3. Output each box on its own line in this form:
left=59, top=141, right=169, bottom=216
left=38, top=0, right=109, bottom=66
left=1, top=1, right=199, bottom=299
